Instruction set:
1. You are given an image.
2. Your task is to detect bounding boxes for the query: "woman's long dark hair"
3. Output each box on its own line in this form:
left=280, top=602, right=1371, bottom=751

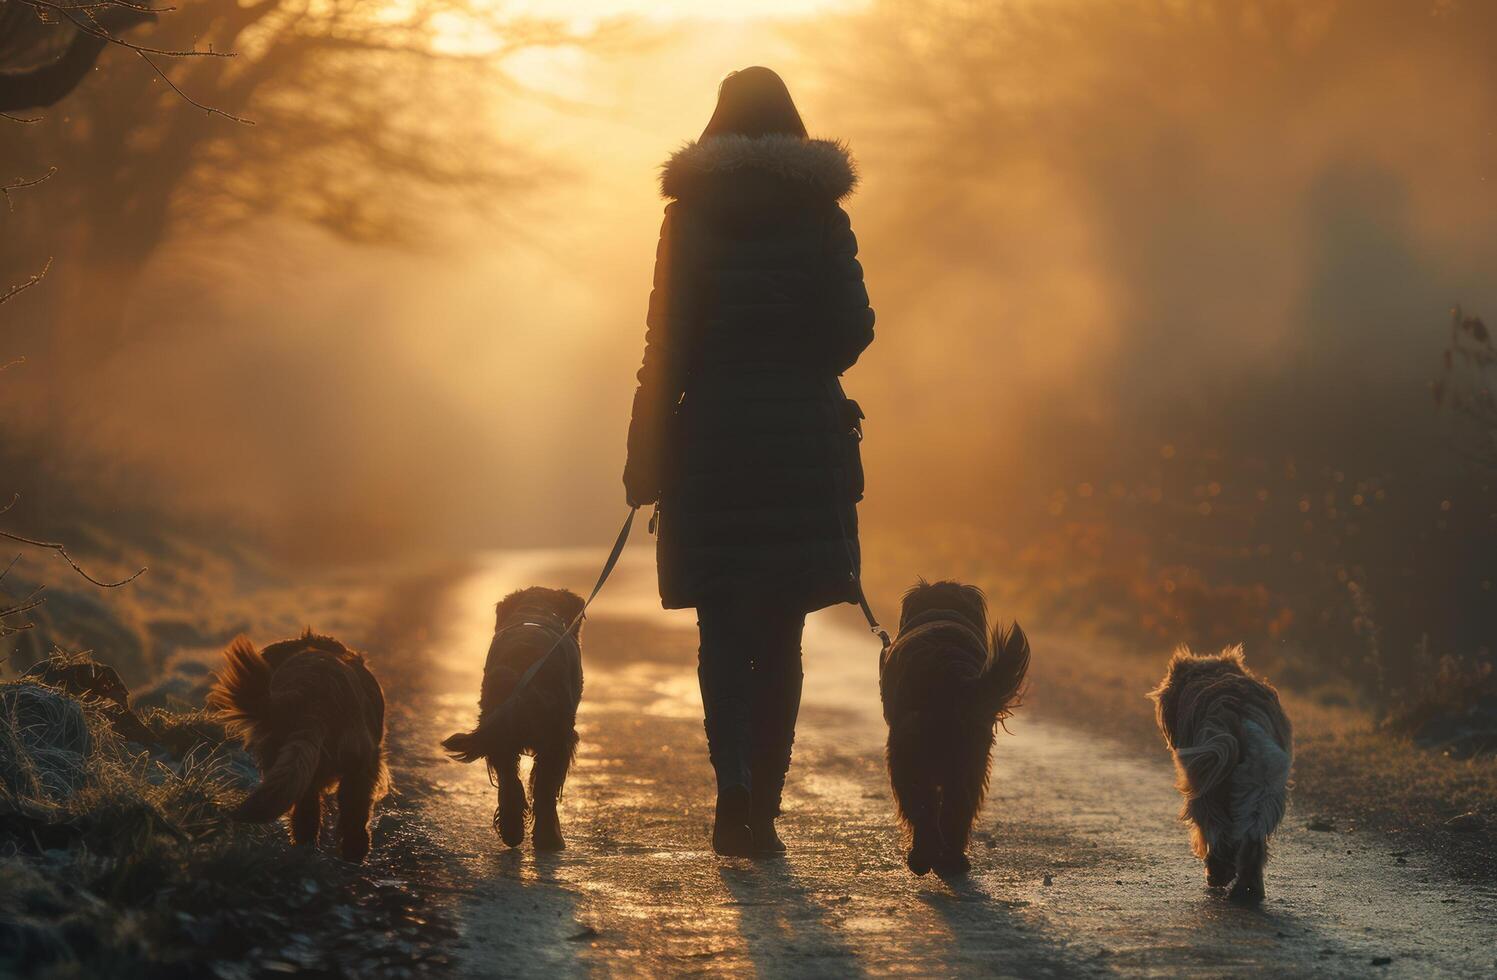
left=700, top=67, right=808, bottom=140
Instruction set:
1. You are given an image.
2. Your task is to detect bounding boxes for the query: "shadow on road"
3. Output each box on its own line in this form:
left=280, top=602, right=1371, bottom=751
left=922, top=873, right=1107, bottom=978
left=719, top=861, right=863, bottom=978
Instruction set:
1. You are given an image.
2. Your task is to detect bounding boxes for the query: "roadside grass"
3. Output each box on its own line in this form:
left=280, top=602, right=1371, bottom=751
left=863, top=524, right=1497, bottom=880
left=0, top=658, right=453, bottom=979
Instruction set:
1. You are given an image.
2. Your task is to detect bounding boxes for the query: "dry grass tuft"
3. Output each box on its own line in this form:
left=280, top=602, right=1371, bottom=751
left=0, top=681, right=94, bottom=808
left=0, top=665, right=371, bottom=975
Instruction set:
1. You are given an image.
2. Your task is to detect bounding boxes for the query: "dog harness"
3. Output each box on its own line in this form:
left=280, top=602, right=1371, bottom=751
left=476, top=507, right=638, bottom=730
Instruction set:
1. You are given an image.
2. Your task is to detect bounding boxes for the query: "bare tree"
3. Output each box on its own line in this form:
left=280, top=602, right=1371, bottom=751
left=0, top=0, right=614, bottom=353
left=2, top=4, right=172, bottom=644
left=0, top=1, right=158, bottom=113
left=2, top=0, right=157, bottom=306
left=1, top=0, right=615, bottom=642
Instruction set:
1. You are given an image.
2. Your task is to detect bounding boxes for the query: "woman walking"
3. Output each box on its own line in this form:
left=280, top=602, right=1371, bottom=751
left=623, top=67, right=875, bottom=856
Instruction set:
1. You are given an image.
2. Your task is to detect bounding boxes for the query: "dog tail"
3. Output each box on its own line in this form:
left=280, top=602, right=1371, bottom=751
left=441, top=725, right=490, bottom=764
left=207, top=635, right=275, bottom=735
left=978, top=622, right=1031, bottom=723
left=233, top=732, right=323, bottom=822
left=1175, top=722, right=1239, bottom=801
left=443, top=706, right=510, bottom=765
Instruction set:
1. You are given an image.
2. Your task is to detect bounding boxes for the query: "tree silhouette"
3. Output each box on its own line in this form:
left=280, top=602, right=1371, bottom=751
left=0, top=2, right=160, bottom=113
left=3, top=5, right=161, bottom=640
left=0, top=0, right=607, bottom=351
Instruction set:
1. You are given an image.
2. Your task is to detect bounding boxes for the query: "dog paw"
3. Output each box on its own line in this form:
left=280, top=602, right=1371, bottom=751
left=494, top=799, right=528, bottom=848
left=1227, top=881, right=1263, bottom=906
left=932, top=851, right=971, bottom=876
left=1206, top=862, right=1236, bottom=888
left=533, top=811, right=565, bottom=852
left=906, top=848, right=934, bottom=876
left=339, top=834, right=371, bottom=864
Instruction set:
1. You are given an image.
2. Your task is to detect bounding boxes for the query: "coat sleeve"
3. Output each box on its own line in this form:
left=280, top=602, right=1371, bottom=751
left=623, top=204, right=686, bottom=507
left=821, top=205, right=875, bottom=374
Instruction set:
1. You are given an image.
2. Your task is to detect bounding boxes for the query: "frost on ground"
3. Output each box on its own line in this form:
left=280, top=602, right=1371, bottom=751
left=1, top=642, right=457, bottom=977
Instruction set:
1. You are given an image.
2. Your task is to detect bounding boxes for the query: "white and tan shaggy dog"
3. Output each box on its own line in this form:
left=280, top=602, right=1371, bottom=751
left=1148, top=646, right=1293, bottom=903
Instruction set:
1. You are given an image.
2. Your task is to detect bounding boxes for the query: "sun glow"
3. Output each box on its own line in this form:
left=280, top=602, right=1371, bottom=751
left=504, top=0, right=866, bottom=28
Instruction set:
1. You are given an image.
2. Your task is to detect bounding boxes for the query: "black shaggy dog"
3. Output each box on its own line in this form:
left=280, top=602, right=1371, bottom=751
left=442, top=587, right=585, bottom=851
left=880, top=580, right=1030, bottom=876
left=1149, top=646, right=1293, bottom=904
left=208, top=630, right=388, bottom=863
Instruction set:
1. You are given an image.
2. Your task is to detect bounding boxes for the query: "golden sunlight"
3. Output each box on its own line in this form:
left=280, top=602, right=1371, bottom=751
left=4, top=1, right=1497, bottom=974
left=506, top=0, right=867, bottom=26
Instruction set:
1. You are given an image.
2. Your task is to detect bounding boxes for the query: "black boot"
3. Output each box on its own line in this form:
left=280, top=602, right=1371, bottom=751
left=749, top=752, right=789, bottom=856
left=750, top=816, right=786, bottom=855
left=713, top=785, right=755, bottom=857
left=749, top=658, right=801, bottom=856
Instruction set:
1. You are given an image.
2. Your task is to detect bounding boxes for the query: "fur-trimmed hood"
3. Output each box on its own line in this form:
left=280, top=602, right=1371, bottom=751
left=659, top=134, right=858, bottom=203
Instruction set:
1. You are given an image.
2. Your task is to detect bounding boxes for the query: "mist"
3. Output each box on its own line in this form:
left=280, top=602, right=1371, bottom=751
left=4, top=0, right=1494, bottom=689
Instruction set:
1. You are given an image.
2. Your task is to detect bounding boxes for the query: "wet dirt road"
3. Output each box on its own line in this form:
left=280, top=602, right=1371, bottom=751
left=377, top=548, right=1497, bottom=978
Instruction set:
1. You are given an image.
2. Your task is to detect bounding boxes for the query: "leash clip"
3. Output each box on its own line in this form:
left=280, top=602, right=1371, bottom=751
left=648, top=503, right=660, bottom=535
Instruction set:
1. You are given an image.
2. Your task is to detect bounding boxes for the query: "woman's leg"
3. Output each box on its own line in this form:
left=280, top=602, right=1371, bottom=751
left=696, top=597, right=754, bottom=791
left=749, top=600, right=806, bottom=845
left=697, top=596, right=755, bottom=856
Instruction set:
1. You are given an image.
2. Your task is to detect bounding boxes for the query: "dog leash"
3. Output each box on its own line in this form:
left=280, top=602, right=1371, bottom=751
left=822, top=377, right=892, bottom=656
left=830, top=477, right=891, bottom=655
left=856, top=582, right=893, bottom=655
left=480, top=506, right=639, bottom=725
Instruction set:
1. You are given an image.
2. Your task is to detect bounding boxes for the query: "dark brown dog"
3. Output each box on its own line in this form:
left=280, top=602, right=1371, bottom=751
left=1149, top=646, right=1293, bottom=904
left=442, top=587, right=585, bottom=852
left=208, top=630, right=388, bottom=862
left=880, top=580, right=1030, bottom=876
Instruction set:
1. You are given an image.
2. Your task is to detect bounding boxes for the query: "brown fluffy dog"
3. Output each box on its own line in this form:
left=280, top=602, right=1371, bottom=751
left=880, top=581, right=1030, bottom=876
left=1149, top=646, right=1293, bottom=903
left=442, top=587, right=585, bottom=852
left=208, top=630, right=388, bottom=862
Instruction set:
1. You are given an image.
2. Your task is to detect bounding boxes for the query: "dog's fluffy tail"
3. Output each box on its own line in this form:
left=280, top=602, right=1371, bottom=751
left=207, top=636, right=274, bottom=734
left=442, top=710, right=506, bottom=765
left=978, top=622, right=1031, bottom=722
left=234, top=733, right=323, bottom=822
left=1175, top=722, right=1239, bottom=801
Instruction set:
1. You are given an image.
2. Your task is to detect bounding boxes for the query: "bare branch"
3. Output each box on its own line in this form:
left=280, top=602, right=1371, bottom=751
left=0, top=528, right=146, bottom=587
left=2, top=167, right=57, bottom=211
left=0, top=555, right=44, bottom=638
left=0, top=256, right=53, bottom=307
left=28, top=0, right=228, bottom=61
left=136, top=49, right=253, bottom=124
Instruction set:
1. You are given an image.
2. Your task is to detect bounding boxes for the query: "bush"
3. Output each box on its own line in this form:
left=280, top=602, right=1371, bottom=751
left=1383, top=649, right=1497, bottom=759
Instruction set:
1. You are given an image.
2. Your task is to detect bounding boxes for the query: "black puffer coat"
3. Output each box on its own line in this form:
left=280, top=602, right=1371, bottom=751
left=624, top=134, right=875, bottom=612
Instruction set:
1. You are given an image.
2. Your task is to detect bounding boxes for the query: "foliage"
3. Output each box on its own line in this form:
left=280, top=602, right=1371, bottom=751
left=0, top=661, right=442, bottom=977
left=1434, top=307, right=1497, bottom=470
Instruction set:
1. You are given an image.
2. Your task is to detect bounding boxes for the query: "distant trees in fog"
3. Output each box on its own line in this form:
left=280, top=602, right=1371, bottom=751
left=818, top=0, right=1497, bottom=698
